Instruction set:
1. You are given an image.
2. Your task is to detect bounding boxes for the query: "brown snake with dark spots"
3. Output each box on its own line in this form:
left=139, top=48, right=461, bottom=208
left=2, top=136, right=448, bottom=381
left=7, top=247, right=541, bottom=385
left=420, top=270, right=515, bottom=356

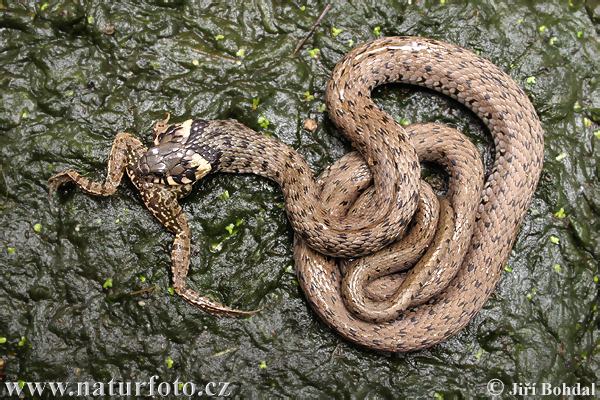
left=49, top=37, right=544, bottom=352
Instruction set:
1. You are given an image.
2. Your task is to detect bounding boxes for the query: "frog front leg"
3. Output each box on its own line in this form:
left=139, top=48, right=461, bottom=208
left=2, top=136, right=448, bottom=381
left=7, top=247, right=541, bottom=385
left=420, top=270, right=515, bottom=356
left=139, top=183, right=258, bottom=317
left=48, top=132, right=146, bottom=196
left=152, top=112, right=171, bottom=145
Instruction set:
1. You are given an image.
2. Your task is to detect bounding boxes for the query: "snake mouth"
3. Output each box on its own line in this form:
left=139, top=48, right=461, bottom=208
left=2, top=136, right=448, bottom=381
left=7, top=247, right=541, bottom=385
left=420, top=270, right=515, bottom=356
left=143, top=172, right=190, bottom=186
left=138, top=168, right=206, bottom=186
left=136, top=153, right=212, bottom=187
left=136, top=131, right=214, bottom=186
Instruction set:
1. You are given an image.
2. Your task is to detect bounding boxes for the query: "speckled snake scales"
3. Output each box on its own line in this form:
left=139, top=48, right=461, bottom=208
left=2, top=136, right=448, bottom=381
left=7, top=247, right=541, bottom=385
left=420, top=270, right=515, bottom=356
left=288, top=37, right=544, bottom=352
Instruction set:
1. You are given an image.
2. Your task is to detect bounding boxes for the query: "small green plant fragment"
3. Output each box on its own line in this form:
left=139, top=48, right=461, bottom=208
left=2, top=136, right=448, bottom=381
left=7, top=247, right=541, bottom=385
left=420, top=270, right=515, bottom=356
left=225, top=223, right=235, bottom=235
left=300, top=5, right=306, bottom=11
left=555, top=152, right=567, bottom=161
left=236, top=48, right=246, bottom=58
left=258, top=116, right=270, bottom=129
left=594, top=276, right=599, bottom=284
left=526, top=76, right=536, bottom=85
left=397, top=117, right=410, bottom=127
left=549, top=235, right=560, bottom=245
left=594, top=130, right=600, bottom=139
left=373, top=26, right=381, bottom=37
left=347, top=39, right=354, bottom=47
left=21, top=110, right=29, bottom=118
left=139, top=275, right=146, bottom=283
left=192, top=59, right=199, bottom=66
left=583, top=117, right=592, bottom=128
left=214, top=34, right=225, bottom=40
left=526, top=288, right=537, bottom=301
left=259, top=360, right=267, bottom=369
left=168, top=287, right=175, bottom=296
left=439, top=0, right=446, bottom=4
left=576, top=30, right=583, bottom=38
left=318, top=103, right=327, bottom=112
left=251, top=98, right=260, bottom=111
left=102, top=278, right=113, bottom=289
left=33, top=223, right=42, bottom=233
left=210, top=242, right=223, bottom=253
left=573, top=101, right=582, bottom=112
left=475, top=348, right=484, bottom=361
left=7, top=247, right=15, bottom=255
left=40, top=3, right=49, bottom=11
left=554, top=208, right=566, bottom=219
left=18, top=380, right=25, bottom=389
left=434, top=392, right=444, bottom=400
left=516, top=18, right=524, bottom=25
left=538, top=25, right=547, bottom=33
left=331, top=27, right=342, bottom=37
left=87, top=15, right=94, bottom=24
left=303, top=91, right=315, bottom=102
left=235, top=218, right=244, bottom=227
left=504, top=265, right=513, bottom=273
left=165, top=356, right=174, bottom=369
left=219, top=190, right=230, bottom=200
left=552, top=264, right=561, bottom=273
left=308, top=48, right=320, bottom=58
left=549, top=37, right=557, bottom=45
left=18, top=336, right=26, bottom=347
left=0, top=337, right=6, bottom=344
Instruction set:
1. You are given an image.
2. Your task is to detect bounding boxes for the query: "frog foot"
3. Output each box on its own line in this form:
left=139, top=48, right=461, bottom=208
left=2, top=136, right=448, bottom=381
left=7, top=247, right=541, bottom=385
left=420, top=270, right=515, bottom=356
left=152, top=112, right=171, bottom=143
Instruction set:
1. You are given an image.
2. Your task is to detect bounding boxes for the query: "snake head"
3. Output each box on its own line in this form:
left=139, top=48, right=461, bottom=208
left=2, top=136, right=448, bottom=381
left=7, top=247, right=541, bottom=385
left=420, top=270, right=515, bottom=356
left=136, top=144, right=212, bottom=186
left=137, top=119, right=213, bottom=186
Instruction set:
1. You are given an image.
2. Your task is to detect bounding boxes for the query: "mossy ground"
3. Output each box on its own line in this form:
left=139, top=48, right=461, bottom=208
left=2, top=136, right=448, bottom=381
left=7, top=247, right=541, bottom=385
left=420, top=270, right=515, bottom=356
left=1, top=1, right=598, bottom=398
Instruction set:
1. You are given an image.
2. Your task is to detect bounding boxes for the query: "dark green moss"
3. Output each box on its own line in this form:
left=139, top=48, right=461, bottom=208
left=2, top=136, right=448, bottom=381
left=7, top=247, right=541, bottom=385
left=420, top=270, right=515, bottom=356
left=0, top=1, right=598, bottom=398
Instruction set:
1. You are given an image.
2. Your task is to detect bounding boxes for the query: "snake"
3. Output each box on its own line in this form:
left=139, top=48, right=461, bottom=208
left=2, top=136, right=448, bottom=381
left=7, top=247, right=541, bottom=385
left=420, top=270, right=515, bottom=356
left=48, top=36, right=544, bottom=352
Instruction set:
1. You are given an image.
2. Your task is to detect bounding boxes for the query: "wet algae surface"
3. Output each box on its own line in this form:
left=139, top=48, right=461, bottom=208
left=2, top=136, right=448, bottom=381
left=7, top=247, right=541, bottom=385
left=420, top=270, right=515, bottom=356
left=1, top=0, right=599, bottom=398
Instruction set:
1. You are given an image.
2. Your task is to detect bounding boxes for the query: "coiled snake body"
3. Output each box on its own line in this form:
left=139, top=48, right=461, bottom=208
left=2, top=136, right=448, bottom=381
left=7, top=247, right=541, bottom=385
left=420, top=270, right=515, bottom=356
left=49, top=37, right=544, bottom=352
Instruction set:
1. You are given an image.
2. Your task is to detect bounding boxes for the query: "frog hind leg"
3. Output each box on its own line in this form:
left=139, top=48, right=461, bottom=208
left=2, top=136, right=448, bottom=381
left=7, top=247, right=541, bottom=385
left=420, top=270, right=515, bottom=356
left=140, top=183, right=260, bottom=317
left=48, top=132, right=146, bottom=197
